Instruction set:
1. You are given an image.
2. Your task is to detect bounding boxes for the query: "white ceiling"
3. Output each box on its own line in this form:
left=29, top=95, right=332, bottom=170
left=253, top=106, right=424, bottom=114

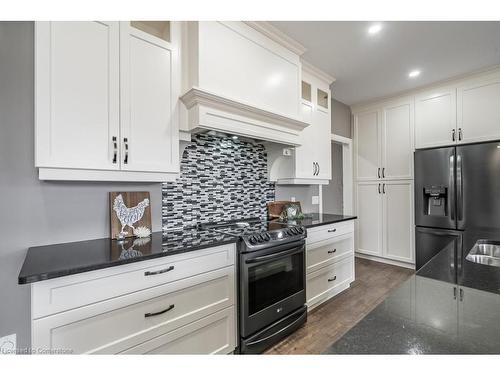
left=270, top=21, right=500, bottom=105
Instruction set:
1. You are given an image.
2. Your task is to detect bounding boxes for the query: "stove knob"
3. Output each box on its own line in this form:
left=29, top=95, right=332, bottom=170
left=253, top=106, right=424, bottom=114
left=257, top=234, right=265, bottom=242
left=291, top=227, right=299, bottom=234
left=264, top=233, right=271, bottom=241
left=298, top=227, right=304, bottom=234
left=286, top=229, right=293, bottom=236
left=249, top=236, right=257, bottom=245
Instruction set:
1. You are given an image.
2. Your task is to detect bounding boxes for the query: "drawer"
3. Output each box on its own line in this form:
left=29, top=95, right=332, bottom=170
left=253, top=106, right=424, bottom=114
left=32, top=243, right=235, bottom=318
left=306, top=257, right=354, bottom=308
left=306, top=233, right=353, bottom=274
left=306, top=221, right=354, bottom=245
left=119, top=306, right=236, bottom=354
left=32, top=266, right=235, bottom=354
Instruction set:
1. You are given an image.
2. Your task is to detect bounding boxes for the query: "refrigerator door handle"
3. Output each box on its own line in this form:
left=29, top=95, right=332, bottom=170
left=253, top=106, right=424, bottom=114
left=449, top=154, right=455, bottom=221
left=457, top=154, right=463, bottom=221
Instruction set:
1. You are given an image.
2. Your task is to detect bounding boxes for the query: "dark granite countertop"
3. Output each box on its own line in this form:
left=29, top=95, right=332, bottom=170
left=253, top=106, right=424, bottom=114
left=18, top=229, right=238, bottom=284
left=275, top=213, right=357, bottom=229
left=325, top=239, right=500, bottom=354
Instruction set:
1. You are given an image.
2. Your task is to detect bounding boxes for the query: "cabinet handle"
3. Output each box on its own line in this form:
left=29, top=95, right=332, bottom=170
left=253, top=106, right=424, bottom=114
left=378, top=168, right=380, bottom=178
left=317, top=162, right=320, bottom=175
left=328, top=249, right=337, bottom=254
left=144, top=266, right=174, bottom=276
left=123, top=137, right=129, bottom=164
left=453, top=287, right=457, bottom=300
left=382, top=183, right=386, bottom=194
left=378, top=183, right=381, bottom=194
left=112, top=136, right=118, bottom=164
left=382, top=168, right=385, bottom=178
left=328, top=276, right=337, bottom=282
left=452, top=129, right=456, bottom=142
left=144, top=304, right=175, bottom=318
left=313, top=162, right=316, bottom=176
left=328, top=229, right=337, bottom=233
left=458, top=128, right=462, bottom=141
left=459, top=288, right=464, bottom=302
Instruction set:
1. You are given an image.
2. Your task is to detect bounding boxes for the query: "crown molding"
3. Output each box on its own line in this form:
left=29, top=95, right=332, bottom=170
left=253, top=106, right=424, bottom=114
left=243, top=21, right=307, bottom=56
left=301, top=59, right=336, bottom=85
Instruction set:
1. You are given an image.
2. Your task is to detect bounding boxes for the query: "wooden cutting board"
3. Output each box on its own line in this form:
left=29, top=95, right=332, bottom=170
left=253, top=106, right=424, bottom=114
left=267, top=201, right=302, bottom=220
left=109, top=192, right=152, bottom=238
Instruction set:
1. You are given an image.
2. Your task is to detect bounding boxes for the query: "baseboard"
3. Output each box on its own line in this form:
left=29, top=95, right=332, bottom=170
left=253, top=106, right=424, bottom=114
left=355, top=253, right=415, bottom=270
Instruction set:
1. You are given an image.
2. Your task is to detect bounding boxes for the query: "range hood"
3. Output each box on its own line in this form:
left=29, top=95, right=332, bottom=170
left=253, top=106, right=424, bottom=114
left=180, top=87, right=309, bottom=146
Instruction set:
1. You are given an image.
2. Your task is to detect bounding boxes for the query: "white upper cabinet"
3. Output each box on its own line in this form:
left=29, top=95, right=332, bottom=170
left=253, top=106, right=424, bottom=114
left=180, top=21, right=309, bottom=146
left=120, top=22, right=179, bottom=174
left=382, top=98, right=414, bottom=180
left=415, top=69, right=500, bottom=149
left=415, top=86, right=457, bottom=149
left=35, top=21, right=180, bottom=182
left=269, top=63, right=334, bottom=184
left=35, top=22, right=120, bottom=172
left=457, top=71, right=500, bottom=144
left=354, top=109, right=381, bottom=180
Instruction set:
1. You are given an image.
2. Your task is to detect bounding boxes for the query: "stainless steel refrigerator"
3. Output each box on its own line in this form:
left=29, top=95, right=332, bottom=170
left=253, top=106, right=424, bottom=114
left=414, top=141, right=500, bottom=292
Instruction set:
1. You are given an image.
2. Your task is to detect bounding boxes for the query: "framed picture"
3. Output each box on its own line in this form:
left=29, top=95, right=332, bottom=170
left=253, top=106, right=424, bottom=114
left=109, top=192, right=152, bottom=239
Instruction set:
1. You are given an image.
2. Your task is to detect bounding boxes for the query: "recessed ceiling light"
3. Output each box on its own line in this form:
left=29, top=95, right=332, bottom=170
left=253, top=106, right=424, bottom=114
left=408, top=70, right=421, bottom=78
left=368, top=23, right=382, bottom=35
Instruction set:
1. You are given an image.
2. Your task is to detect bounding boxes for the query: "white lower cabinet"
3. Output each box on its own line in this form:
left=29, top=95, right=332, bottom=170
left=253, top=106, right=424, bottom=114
left=355, top=180, right=414, bottom=265
left=305, top=221, right=355, bottom=310
left=31, top=245, right=237, bottom=355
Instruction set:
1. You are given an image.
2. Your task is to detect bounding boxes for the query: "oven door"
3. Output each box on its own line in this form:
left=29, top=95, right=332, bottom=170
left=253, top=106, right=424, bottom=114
left=240, top=241, right=306, bottom=338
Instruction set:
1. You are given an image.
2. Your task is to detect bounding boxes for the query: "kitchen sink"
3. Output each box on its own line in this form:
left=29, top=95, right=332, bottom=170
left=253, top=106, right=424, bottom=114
left=466, top=240, right=500, bottom=267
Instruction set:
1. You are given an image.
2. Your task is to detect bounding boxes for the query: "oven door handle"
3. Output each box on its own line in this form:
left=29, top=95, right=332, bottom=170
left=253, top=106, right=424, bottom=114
left=245, top=245, right=304, bottom=264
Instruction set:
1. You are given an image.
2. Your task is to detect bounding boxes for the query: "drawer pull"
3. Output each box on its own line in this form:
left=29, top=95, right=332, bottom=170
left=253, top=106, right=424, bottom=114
left=144, top=304, right=175, bottom=318
left=144, top=266, right=174, bottom=276
left=328, top=276, right=337, bottom=282
left=328, top=249, right=337, bottom=254
left=328, top=229, right=337, bottom=233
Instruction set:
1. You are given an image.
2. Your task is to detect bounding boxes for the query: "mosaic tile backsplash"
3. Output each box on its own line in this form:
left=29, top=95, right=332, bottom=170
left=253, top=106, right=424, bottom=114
left=162, top=133, right=275, bottom=231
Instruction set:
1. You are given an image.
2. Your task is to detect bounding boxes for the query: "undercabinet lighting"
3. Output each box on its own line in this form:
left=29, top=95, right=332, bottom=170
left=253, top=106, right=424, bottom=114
left=408, top=70, right=421, bottom=78
left=368, top=23, right=382, bottom=35
left=231, top=135, right=239, bottom=140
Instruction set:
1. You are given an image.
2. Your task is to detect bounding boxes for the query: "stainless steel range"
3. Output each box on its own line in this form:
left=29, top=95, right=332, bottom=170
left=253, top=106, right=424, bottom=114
left=200, top=218, right=307, bottom=354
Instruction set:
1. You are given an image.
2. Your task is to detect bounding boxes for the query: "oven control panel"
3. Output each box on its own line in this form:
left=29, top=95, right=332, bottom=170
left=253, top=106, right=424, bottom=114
left=242, top=226, right=306, bottom=250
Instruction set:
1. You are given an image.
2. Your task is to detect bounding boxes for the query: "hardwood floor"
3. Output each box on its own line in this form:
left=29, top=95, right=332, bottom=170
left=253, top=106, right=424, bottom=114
left=265, top=257, right=414, bottom=354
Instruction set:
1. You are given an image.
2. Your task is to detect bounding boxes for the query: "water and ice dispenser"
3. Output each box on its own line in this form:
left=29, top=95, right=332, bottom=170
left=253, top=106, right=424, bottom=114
left=423, top=186, right=448, bottom=216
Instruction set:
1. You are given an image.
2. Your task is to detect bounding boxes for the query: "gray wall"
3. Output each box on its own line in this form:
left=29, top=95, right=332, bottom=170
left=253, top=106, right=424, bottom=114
left=322, top=98, right=352, bottom=214
left=331, top=98, right=352, bottom=138
left=0, top=22, right=163, bottom=350
left=274, top=184, right=320, bottom=214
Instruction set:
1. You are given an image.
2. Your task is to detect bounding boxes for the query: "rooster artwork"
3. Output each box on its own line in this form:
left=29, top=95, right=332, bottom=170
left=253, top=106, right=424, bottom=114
left=109, top=192, right=152, bottom=239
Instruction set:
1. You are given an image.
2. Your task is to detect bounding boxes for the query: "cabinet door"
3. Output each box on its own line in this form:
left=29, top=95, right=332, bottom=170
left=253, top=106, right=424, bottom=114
left=382, top=99, right=414, bottom=179
left=415, top=87, right=456, bottom=149
left=457, top=73, right=500, bottom=144
left=314, top=107, right=332, bottom=180
left=355, top=182, right=383, bottom=256
left=354, top=110, right=381, bottom=180
left=295, top=100, right=316, bottom=179
left=120, top=22, right=179, bottom=173
left=35, top=21, right=120, bottom=170
left=458, top=286, right=500, bottom=351
left=383, top=181, right=414, bottom=263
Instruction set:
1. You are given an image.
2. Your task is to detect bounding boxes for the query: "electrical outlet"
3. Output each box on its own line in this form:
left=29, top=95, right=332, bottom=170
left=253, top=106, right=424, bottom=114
left=312, top=195, right=320, bottom=205
left=0, top=334, right=16, bottom=355
left=282, top=148, right=292, bottom=156
left=290, top=197, right=296, bottom=202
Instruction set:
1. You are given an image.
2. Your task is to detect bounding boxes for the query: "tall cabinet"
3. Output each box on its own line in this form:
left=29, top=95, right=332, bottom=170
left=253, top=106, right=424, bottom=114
left=353, top=97, right=415, bottom=266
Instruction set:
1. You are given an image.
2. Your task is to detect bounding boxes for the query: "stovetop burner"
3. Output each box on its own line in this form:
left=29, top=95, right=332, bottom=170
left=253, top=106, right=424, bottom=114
left=199, top=217, right=306, bottom=251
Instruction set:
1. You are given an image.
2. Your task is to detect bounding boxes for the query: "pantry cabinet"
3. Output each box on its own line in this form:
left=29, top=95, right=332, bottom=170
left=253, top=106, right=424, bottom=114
left=35, top=21, right=180, bottom=182
left=355, top=180, right=414, bottom=264
left=353, top=96, right=414, bottom=266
